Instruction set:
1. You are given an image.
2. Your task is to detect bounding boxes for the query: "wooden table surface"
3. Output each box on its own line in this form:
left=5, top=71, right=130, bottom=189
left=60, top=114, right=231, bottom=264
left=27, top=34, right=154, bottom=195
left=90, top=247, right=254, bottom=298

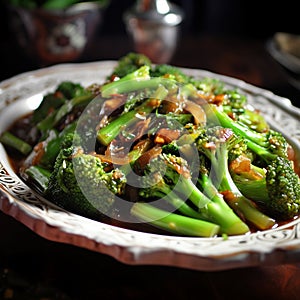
left=1, top=33, right=300, bottom=300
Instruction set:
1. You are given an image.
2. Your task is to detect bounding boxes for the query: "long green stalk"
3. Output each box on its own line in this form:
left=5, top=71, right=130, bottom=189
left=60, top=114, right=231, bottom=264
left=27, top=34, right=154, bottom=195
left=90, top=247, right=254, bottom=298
left=131, top=202, right=220, bottom=237
left=97, top=85, right=168, bottom=145
left=0, top=131, right=32, bottom=155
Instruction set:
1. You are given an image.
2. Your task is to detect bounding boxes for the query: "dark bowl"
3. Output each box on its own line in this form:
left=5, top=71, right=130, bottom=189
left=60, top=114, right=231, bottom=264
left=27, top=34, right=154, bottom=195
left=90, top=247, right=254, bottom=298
left=7, top=2, right=108, bottom=66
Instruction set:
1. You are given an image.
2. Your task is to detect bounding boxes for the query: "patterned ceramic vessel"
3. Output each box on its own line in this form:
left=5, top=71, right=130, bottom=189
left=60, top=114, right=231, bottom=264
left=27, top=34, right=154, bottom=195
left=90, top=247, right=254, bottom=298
left=8, top=2, right=107, bottom=65
left=123, top=0, right=184, bottom=64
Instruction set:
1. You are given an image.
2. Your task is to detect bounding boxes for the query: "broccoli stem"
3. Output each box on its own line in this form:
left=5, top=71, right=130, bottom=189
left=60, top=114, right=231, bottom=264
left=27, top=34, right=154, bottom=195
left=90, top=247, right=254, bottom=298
left=101, top=65, right=175, bottom=98
left=151, top=154, right=250, bottom=235
left=202, top=194, right=250, bottom=234
left=197, top=174, right=250, bottom=235
left=37, top=93, right=93, bottom=134
left=97, top=85, right=168, bottom=146
left=97, top=103, right=150, bottom=146
left=101, top=65, right=150, bottom=97
left=53, top=94, right=93, bottom=125
left=165, top=191, right=206, bottom=219
left=25, top=165, right=51, bottom=192
left=131, top=202, right=220, bottom=237
left=0, top=131, right=32, bottom=155
left=210, top=105, right=268, bottom=147
left=233, top=176, right=269, bottom=202
left=212, top=143, right=276, bottom=230
left=139, top=178, right=205, bottom=219
left=244, top=139, right=276, bottom=162
left=140, top=167, right=248, bottom=234
left=225, top=195, right=276, bottom=230
left=173, top=175, right=211, bottom=209
left=39, top=123, right=77, bottom=168
left=102, top=77, right=170, bottom=98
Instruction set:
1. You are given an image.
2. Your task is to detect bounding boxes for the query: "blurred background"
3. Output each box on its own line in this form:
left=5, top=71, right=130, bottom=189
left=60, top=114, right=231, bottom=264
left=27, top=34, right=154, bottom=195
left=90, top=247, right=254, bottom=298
left=2, top=0, right=299, bottom=40
left=97, top=0, right=300, bottom=38
left=1, top=0, right=300, bottom=104
left=0, top=0, right=300, bottom=77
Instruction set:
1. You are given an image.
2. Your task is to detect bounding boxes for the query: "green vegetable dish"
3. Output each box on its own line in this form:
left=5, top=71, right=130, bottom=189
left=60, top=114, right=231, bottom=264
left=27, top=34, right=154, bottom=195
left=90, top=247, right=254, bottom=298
left=1, top=52, right=300, bottom=238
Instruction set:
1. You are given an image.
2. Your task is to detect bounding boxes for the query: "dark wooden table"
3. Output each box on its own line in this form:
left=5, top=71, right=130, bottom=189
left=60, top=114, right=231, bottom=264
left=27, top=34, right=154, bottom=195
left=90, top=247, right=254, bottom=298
left=1, top=33, right=300, bottom=300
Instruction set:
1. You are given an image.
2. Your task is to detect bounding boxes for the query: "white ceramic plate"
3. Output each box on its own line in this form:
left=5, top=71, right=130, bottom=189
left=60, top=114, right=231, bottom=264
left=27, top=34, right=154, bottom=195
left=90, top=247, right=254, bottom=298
left=1, top=61, right=300, bottom=271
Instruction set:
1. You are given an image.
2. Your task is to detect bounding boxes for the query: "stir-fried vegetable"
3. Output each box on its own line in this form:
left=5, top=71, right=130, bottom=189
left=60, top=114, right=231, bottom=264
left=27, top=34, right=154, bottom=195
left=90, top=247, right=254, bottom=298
left=1, top=52, right=299, bottom=238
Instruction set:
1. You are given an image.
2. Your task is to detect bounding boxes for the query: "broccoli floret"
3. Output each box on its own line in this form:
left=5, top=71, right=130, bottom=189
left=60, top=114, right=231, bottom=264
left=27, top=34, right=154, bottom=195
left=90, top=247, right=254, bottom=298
left=193, top=125, right=276, bottom=230
left=36, top=88, right=93, bottom=138
left=56, top=81, right=87, bottom=99
left=161, top=140, right=181, bottom=156
left=222, top=89, right=247, bottom=112
left=235, top=108, right=270, bottom=133
left=101, top=65, right=176, bottom=98
left=32, top=92, right=65, bottom=124
left=191, top=77, right=225, bottom=95
left=161, top=133, right=201, bottom=166
left=139, top=168, right=205, bottom=220
left=110, top=52, right=152, bottom=79
left=231, top=155, right=300, bottom=220
left=137, top=152, right=249, bottom=235
left=32, top=81, right=87, bottom=124
left=33, top=122, right=77, bottom=170
left=266, top=156, right=300, bottom=219
left=219, top=90, right=269, bottom=132
left=150, top=64, right=192, bottom=84
left=209, top=104, right=289, bottom=165
left=45, top=133, right=127, bottom=220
